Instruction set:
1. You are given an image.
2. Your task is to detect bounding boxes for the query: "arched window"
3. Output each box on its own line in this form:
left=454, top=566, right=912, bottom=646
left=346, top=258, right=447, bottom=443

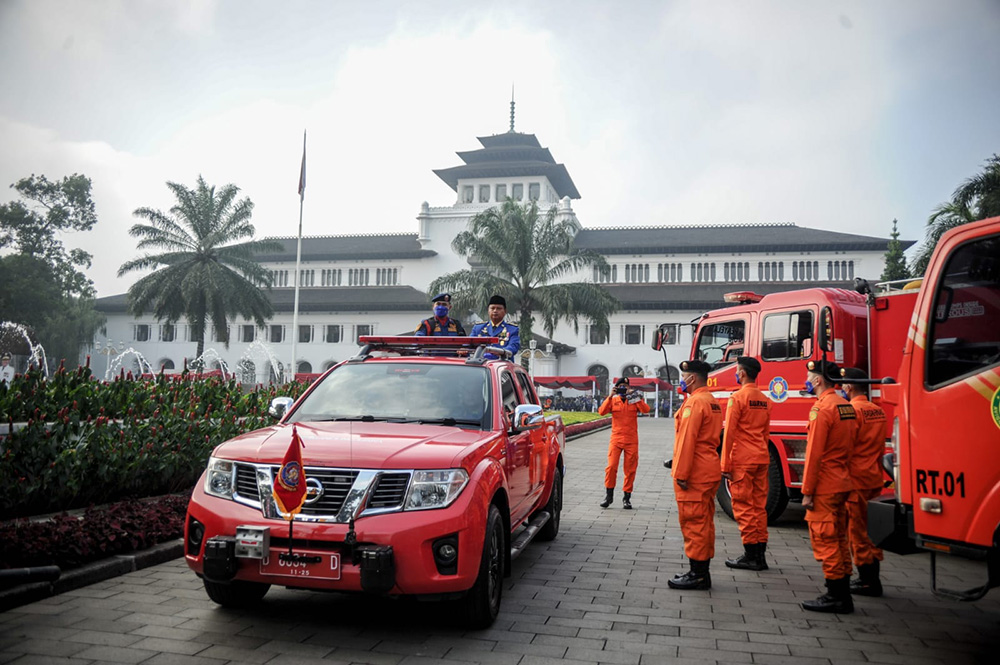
left=588, top=364, right=609, bottom=396
left=778, top=262, right=784, bottom=280
left=621, top=364, right=644, bottom=380
left=297, top=361, right=313, bottom=374
left=239, top=359, right=256, bottom=384
left=848, top=260, right=854, bottom=279
left=158, top=358, right=175, bottom=372
left=322, top=360, right=337, bottom=371
left=765, top=262, right=771, bottom=281
left=710, top=263, right=716, bottom=281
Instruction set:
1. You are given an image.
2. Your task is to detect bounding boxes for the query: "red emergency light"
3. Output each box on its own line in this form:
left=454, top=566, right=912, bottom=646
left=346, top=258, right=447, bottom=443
left=723, top=291, right=764, bottom=304
left=359, top=335, right=499, bottom=347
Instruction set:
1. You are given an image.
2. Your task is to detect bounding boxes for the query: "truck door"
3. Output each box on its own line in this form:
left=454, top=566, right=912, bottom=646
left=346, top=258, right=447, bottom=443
left=499, top=369, right=532, bottom=523
left=515, top=370, right=548, bottom=501
left=908, top=229, right=1000, bottom=547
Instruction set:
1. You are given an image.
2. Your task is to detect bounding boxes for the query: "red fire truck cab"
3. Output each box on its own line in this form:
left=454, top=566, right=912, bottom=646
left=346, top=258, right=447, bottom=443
left=667, top=283, right=913, bottom=523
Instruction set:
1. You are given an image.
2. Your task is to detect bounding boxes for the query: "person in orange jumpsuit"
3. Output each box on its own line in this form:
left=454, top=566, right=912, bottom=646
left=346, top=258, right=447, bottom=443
left=721, top=356, right=772, bottom=571
left=801, top=359, right=858, bottom=613
left=599, top=377, right=651, bottom=509
left=842, top=367, right=886, bottom=597
left=668, top=359, right=723, bottom=590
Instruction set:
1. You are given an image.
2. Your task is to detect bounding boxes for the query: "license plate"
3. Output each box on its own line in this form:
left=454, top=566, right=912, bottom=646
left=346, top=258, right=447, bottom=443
left=260, top=551, right=341, bottom=580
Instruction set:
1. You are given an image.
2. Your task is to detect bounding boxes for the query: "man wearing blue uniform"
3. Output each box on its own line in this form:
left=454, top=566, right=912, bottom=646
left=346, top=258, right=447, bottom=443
left=414, top=293, right=467, bottom=336
left=470, top=295, right=520, bottom=359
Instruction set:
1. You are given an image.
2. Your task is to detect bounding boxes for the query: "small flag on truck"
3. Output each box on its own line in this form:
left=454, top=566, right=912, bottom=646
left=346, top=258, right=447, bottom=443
left=273, top=425, right=307, bottom=519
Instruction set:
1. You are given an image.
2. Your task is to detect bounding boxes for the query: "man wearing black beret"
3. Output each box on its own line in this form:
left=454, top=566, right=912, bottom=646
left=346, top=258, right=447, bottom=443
left=668, top=358, right=723, bottom=590
left=721, top=356, right=772, bottom=571
left=414, top=293, right=467, bottom=337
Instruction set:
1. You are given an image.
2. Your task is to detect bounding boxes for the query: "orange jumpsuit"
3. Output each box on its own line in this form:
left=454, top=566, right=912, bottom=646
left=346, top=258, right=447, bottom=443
left=803, top=388, right=858, bottom=579
left=720, top=381, right=772, bottom=546
left=672, top=386, right=723, bottom=561
left=847, top=395, right=887, bottom=567
left=599, top=393, right=650, bottom=493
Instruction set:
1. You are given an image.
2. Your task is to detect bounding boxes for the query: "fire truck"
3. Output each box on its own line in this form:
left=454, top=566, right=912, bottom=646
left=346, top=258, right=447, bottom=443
left=655, top=216, right=1000, bottom=597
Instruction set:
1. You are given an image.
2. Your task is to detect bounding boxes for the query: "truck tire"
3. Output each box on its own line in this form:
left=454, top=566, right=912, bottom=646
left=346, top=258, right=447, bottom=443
left=203, top=579, right=270, bottom=607
left=536, top=466, right=562, bottom=541
left=462, top=504, right=504, bottom=629
left=716, top=445, right=789, bottom=525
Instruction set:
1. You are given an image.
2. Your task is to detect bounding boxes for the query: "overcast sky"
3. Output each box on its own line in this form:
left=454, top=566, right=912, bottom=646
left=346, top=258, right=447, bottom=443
left=2, top=0, right=998, bottom=297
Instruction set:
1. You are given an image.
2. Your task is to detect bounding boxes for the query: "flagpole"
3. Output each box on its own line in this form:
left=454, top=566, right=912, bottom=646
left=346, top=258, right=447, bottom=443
left=290, top=130, right=306, bottom=384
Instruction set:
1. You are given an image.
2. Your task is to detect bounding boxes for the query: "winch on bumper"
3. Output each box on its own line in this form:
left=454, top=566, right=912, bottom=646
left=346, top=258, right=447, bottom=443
left=185, top=476, right=490, bottom=597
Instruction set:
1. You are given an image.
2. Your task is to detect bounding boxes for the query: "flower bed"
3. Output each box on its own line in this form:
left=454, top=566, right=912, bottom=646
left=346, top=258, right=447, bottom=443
left=564, top=416, right=611, bottom=437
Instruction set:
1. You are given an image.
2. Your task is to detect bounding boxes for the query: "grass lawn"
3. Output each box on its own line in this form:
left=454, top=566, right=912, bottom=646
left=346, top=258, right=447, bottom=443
left=550, top=411, right=609, bottom=426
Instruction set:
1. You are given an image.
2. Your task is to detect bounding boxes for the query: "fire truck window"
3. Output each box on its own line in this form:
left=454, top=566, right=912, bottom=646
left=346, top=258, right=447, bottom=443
left=515, top=371, right=540, bottom=405
left=695, top=320, right=746, bottom=370
left=762, top=310, right=815, bottom=361
left=927, top=234, right=1000, bottom=387
left=500, top=370, right=520, bottom=416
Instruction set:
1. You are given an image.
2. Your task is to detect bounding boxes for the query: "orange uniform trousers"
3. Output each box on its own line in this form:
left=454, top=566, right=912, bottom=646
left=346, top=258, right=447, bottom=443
left=675, top=480, right=719, bottom=561
left=805, top=491, right=852, bottom=579
left=604, top=441, right=638, bottom=493
left=729, top=464, right=768, bottom=545
left=847, top=487, right=884, bottom=567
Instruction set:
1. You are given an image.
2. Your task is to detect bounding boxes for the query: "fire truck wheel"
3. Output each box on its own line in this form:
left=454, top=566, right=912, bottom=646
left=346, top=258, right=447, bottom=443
left=461, top=504, right=505, bottom=628
left=716, top=445, right=789, bottom=524
left=203, top=579, right=270, bottom=607
left=536, top=465, right=562, bottom=541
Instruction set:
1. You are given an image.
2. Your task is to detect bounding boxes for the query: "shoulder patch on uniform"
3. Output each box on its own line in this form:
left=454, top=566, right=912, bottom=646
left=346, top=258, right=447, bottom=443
left=727, top=398, right=734, bottom=408
left=682, top=408, right=692, bottom=418
left=837, top=405, right=856, bottom=420
left=808, top=410, right=818, bottom=421
left=710, top=403, right=721, bottom=412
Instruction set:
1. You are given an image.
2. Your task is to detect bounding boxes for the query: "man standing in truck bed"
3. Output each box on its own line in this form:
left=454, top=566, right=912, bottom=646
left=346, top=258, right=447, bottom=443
left=842, top=367, right=886, bottom=597
left=800, top=359, right=858, bottom=614
left=721, top=356, right=772, bottom=572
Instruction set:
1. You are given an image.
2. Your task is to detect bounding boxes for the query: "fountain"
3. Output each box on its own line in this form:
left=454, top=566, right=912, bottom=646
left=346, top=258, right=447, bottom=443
left=106, top=347, right=155, bottom=381
left=0, top=321, right=50, bottom=378
left=238, top=340, right=283, bottom=384
left=188, top=348, right=233, bottom=380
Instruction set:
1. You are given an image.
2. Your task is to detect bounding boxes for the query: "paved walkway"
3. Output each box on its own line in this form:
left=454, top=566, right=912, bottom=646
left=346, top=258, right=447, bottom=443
left=2, top=417, right=998, bottom=664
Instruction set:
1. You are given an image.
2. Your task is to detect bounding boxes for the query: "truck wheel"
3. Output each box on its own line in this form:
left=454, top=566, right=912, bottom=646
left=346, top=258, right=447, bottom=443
left=203, top=579, right=270, bottom=607
left=536, top=466, right=562, bottom=541
left=716, top=445, right=790, bottom=524
left=462, top=504, right=504, bottom=629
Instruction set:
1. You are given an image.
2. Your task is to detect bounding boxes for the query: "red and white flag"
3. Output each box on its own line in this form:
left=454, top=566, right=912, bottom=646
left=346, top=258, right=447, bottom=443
left=272, top=425, right=307, bottom=519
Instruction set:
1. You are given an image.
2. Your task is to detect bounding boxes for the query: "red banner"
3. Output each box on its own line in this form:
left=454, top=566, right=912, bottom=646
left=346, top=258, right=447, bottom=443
left=272, top=426, right=307, bottom=519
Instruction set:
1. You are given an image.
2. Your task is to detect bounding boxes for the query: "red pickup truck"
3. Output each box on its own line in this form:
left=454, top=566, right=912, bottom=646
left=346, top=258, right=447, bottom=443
left=184, top=336, right=565, bottom=627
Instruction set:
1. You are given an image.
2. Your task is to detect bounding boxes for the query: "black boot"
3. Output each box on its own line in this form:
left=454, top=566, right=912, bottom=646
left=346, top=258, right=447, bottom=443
left=726, top=543, right=765, bottom=571
left=622, top=492, right=632, bottom=510
left=756, top=542, right=769, bottom=571
left=668, top=559, right=712, bottom=590
left=802, top=577, right=854, bottom=614
left=850, top=560, right=883, bottom=597
left=600, top=488, right=614, bottom=508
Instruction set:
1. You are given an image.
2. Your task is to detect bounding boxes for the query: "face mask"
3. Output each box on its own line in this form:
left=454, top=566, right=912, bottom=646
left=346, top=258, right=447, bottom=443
left=734, top=371, right=741, bottom=385
left=616, top=386, right=627, bottom=396
left=804, top=379, right=815, bottom=395
left=678, top=379, right=689, bottom=394
left=433, top=304, right=448, bottom=317
left=837, top=389, right=848, bottom=399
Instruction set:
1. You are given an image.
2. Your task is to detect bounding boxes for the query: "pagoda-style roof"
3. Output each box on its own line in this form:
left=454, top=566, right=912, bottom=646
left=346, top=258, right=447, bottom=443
left=574, top=223, right=914, bottom=254
left=95, top=286, right=434, bottom=315
left=434, top=132, right=581, bottom=199
left=254, top=233, right=435, bottom=262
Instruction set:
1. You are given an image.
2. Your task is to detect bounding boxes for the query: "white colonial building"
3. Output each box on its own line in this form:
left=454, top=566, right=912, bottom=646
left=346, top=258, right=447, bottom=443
left=94, top=125, right=907, bottom=396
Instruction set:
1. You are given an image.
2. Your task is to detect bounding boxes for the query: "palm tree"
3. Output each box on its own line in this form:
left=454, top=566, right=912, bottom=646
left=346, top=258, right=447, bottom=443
left=118, top=176, right=279, bottom=359
left=912, top=155, right=1000, bottom=276
left=429, top=199, right=619, bottom=347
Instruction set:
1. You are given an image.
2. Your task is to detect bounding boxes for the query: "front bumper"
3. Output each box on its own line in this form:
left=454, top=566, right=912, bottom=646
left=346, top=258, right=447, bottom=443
left=185, top=477, right=490, bottom=596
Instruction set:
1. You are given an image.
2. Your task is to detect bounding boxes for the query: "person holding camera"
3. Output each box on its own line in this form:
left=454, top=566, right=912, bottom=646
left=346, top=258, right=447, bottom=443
left=598, top=377, right=650, bottom=509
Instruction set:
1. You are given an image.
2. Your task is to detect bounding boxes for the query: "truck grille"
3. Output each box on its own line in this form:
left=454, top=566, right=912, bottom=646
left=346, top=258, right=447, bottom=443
left=232, top=463, right=410, bottom=516
left=369, top=473, right=411, bottom=508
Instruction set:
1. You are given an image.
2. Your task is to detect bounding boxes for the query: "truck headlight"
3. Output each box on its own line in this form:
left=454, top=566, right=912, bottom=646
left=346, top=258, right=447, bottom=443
left=404, top=469, right=468, bottom=510
left=204, top=457, right=235, bottom=499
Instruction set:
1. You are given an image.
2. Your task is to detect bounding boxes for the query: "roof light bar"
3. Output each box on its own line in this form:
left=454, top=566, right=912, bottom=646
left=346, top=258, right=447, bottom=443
left=723, top=291, right=764, bottom=304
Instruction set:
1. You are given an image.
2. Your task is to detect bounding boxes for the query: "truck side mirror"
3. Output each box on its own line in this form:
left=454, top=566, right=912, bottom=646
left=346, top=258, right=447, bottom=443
left=818, top=307, right=834, bottom=353
left=651, top=325, right=666, bottom=351
left=269, top=396, right=294, bottom=419
left=512, top=404, right=544, bottom=432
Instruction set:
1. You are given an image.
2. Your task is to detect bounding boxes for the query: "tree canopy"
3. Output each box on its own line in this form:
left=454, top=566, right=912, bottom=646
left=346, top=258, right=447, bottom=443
left=118, top=176, right=279, bottom=358
left=911, top=154, right=1000, bottom=275
left=0, top=174, right=104, bottom=367
left=429, top=199, right=619, bottom=348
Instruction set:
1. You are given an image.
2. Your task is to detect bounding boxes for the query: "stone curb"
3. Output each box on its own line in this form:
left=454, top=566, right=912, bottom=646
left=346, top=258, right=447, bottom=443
left=0, top=538, right=184, bottom=613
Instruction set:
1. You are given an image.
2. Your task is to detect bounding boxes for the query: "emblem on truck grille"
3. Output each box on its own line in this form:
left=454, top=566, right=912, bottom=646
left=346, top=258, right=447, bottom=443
left=304, top=477, right=325, bottom=504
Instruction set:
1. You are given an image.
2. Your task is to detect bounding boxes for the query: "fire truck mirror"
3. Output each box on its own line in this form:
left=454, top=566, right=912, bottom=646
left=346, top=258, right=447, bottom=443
left=651, top=325, right=665, bottom=351
left=819, top=307, right=834, bottom=352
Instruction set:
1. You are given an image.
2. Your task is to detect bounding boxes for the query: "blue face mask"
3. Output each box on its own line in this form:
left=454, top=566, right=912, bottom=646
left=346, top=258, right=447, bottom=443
left=433, top=304, right=448, bottom=317
left=837, top=389, right=848, bottom=399
left=734, top=371, right=741, bottom=385
left=679, top=379, right=689, bottom=394
left=804, top=379, right=815, bottom=395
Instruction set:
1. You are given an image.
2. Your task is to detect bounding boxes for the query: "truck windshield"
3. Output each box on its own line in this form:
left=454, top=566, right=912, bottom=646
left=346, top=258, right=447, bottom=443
left=696, top=320, right=746, bottom=370
left=287, top=363, right=491, bottom=428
